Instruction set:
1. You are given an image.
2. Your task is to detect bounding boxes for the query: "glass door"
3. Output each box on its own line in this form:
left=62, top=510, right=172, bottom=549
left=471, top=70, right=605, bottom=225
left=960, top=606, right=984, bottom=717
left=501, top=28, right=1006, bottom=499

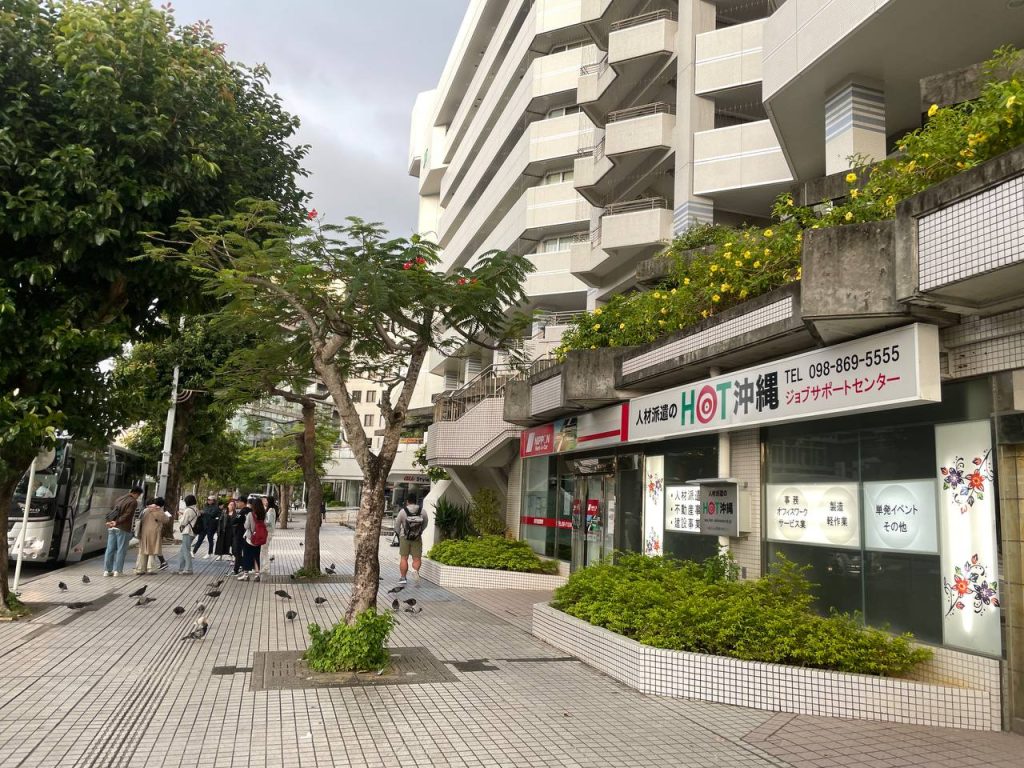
left=571, top=472, right=616, bottom=571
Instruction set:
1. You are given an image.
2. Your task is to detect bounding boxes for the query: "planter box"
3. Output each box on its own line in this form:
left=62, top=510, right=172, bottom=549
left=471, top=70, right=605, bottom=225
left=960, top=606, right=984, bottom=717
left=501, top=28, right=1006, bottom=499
left=419, top=558, right=568, bottom=591
left=533, top=603, right=1000, bottom=731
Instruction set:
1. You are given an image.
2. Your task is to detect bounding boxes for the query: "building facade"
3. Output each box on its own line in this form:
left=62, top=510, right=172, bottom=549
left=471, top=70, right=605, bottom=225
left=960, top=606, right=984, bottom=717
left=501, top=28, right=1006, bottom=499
left=412, top=0, right=1024, bottom=731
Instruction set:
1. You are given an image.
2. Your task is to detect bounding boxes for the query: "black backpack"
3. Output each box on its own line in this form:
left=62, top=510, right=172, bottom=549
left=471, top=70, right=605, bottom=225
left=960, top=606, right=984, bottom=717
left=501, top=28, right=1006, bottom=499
left=404, top=509, right=425, bottom=541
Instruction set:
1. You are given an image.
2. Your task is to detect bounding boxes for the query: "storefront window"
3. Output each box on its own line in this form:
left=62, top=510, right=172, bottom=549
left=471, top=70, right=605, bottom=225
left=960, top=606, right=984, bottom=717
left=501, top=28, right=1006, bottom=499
left=764, top=379, right=993, bottom=647
left=521, top=456, right=556, bottom=558
left=663, top=437, right=718, bottom=562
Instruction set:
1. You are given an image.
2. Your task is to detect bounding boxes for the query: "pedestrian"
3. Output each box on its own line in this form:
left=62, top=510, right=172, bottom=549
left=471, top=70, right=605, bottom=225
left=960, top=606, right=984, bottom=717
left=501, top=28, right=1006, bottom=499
left=231, top=497, right=249, bottom=575
left=262, top=496, right=277, bottom=573
left=103, top=485, right=142, bottom=577
left=238, top=497, right=267, bottom=582
left=193, top=495, right=220, bottom=558
left=176, top=494, right=199, bottom=574
left=396, top=495, right=428, bottom=586
left=135, top=497, right=167, bottom=575
left=320, top=498, right=326, bottom=523
left=214, top=500, right=232, bottom=561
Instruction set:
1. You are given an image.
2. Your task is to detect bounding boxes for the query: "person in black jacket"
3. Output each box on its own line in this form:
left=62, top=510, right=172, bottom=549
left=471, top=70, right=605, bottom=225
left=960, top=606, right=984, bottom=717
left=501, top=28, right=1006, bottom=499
left=213, top=501, right=232, bottom=560
left=192, top=495, right=221, bottom=558
left=231, top=497, right=249, bottom=575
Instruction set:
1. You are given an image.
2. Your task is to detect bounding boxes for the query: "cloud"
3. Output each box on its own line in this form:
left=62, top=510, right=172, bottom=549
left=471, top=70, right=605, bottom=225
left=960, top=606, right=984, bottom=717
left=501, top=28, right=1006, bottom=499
left=167, top=0, right=467, bottom=235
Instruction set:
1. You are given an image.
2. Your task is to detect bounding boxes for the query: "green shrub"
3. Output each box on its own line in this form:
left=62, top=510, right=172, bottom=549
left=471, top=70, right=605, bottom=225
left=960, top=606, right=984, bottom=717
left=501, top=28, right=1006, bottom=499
left=553, top=554, right=930, bottom=677
left=468, top=488, right=505, bottom=536
left=433, top=496, right=473, bottom=541
left=428, top=535, right=560, bottom=574
left=305, top=609, right=395, bottom=672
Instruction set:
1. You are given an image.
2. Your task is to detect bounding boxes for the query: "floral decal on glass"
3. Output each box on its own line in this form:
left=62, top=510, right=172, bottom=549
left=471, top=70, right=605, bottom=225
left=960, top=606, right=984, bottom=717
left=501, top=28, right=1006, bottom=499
left=940, top=448, right=992, bottom=513
left=646, top=473, right=663, bottom=506
left=645, top=527, right=662, bottom=556
left=943, top=553, right=999, bottom=617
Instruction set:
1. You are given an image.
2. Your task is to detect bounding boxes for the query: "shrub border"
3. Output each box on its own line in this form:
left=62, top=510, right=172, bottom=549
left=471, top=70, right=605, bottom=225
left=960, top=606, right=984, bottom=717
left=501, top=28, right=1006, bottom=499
left=419, top=558, right=568, bottom=590
left=532, top=603, right=1000, bottom=731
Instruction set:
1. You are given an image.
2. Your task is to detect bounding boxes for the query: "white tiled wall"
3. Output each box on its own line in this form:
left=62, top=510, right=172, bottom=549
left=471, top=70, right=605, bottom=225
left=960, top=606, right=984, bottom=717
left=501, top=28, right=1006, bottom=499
left=728, top=429, right=762, bottom=578
left=942, top=308, right=1024, bottom=379
left=421, top=559, right=568, bottom=590
left=533, top=603, right=1000, bottom=731
left=506, top=455, right=523, bottom=536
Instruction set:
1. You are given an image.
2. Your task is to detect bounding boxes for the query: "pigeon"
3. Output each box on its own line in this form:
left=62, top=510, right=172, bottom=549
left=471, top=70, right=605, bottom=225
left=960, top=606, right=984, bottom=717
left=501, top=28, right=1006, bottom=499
left=206, top=580, right=223, bottom=589
left=269, top=556, right=275, bottom=562
left=136, top=596, right=156, bottom=606
left=387, top=585, right=404, bottom=595
left=67, top=602, right=91, bottom=610
left=324, top=566, right=336, bottom=575
left=128, top=585, right=147, bottom=598
left=329, top=563, right=336, bottom=570
left=195, top=603, right=206, bottom=615
left=391, top=598, right=400, bottom=611
left=205, top=590, right=221, bottom=599
left=289, top=574, right=296, bottom=581
left=285, top=610, right=297, bottom=621
left=81, top=575, right=91, bottom=584
left=314, top=597, right=327, bottom=605
left=274, top=590, right=292, bottom=599
left=173, top=606, right=186, bottom=615
left=402, top=599, right=417, bottom=607
left=403, top=606, right=422, bottom=614
left=58, top=582, right=68, bottom=592
left=298, top=542, right=303, bottom=548
left=181, top=617, right=208, bottom=640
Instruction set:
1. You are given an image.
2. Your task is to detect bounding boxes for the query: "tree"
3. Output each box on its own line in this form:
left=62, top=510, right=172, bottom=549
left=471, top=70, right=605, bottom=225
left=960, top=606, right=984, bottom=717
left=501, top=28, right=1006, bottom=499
left=152, top=203, right=532, bottom=620
left=0, top=0, right=307, bottom=611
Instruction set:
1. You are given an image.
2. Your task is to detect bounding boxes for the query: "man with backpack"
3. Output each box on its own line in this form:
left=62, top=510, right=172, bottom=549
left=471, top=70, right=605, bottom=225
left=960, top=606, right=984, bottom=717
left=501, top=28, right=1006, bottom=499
left=396, top=496, right=428, bottom=586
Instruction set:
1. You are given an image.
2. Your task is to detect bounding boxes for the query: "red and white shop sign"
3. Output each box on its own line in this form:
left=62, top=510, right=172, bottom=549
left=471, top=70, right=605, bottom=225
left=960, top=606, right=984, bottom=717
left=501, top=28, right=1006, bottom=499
left=519, top=516, right=572, bottom=529
left=520, top=423, right=555, bottom=457
left=519, top=404, right=628, bottom=458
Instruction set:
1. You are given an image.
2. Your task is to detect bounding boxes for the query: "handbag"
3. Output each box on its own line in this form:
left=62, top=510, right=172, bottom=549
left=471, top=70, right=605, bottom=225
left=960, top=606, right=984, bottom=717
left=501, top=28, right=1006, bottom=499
left=390, top=531, right=400, bottom=547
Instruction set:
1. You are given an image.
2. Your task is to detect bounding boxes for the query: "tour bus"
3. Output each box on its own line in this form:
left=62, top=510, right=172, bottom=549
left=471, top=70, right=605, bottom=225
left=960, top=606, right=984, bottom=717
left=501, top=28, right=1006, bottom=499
left=6, top=439, right=149, bottom=564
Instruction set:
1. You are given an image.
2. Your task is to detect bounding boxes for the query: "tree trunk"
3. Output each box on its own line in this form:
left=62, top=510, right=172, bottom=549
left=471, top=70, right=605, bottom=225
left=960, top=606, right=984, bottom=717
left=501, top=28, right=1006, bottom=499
left=345, top=474, right=386, bottom=623
left=278, top=484, right=290, bottom=529
left=0, top=470, right=21, bottom=614
left=298, top=402, right=323, bottom=574
left=162, top=398, right=194, bottom=539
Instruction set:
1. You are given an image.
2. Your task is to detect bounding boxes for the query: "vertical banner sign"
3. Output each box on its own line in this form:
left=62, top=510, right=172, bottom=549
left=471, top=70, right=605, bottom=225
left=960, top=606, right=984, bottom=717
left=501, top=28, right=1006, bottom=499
left=936, top=421, right=1000, bottom=656
left=643, top=456, right=664, bottom=556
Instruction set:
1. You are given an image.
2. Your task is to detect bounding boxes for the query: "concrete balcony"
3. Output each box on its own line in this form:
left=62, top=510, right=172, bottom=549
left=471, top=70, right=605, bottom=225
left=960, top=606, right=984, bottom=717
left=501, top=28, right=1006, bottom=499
left=608, top=11, right=677, bottom=67
left=504, top=349, right=626, bottom=426
left=599, top=198, right=674, bottom=259
left=695, top=18, right=764, bottom=95
left=605, top=104, right=675, bottom=156
left=525, top=249, right=591, bottom=304
left=692, top=119, right=793, bottom=214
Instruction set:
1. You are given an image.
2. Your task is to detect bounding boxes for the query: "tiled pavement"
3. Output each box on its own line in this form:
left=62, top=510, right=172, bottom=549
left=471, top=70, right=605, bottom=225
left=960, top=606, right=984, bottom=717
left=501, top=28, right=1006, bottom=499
left=2, top=520, right=1023, bottom=768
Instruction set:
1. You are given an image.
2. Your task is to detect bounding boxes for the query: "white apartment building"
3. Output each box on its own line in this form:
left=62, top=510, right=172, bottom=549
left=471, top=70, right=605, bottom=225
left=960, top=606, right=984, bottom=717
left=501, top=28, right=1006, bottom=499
left=411, top=0, right=1024, bottom=529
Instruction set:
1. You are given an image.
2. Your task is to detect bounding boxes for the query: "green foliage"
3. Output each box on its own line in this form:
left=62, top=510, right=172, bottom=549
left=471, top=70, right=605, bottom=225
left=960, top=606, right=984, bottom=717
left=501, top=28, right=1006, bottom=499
left=429, top=536, right=559, bottom=574
left=556, top=46, right=1024, bottom=358
left=468, top=488, right=506, bottom=536
left=553, top=554, right=931, bottom=676
left=233, top=413, right=338, bottom=490
left=414, top=444, right=449, bottom=482
left=292, top=566, right=326, bottom=580
left=305, top=610, right=395, bottom=672
left=433, top=496, right=473, bottom=541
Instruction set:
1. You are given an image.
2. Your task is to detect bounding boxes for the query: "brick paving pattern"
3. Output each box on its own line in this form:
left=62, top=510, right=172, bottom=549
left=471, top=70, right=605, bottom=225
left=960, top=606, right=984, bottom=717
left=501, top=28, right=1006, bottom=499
left=1, top=520, right=1022, bottom=767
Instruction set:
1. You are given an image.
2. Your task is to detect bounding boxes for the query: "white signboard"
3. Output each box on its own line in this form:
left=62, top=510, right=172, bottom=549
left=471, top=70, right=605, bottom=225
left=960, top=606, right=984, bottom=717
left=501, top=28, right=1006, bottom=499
left=700, top=483, right=739, bottom=537
left=766, top=483, right=860, bottom=549
left=666, top=484, right=701, bottom=533
left=936, top=421, right=1000, bottom=657
left=643, top=456, right=664, bottom=556
left=629, top=324, right=940, bottom=442
left=863, top=479, right=938, bottom=554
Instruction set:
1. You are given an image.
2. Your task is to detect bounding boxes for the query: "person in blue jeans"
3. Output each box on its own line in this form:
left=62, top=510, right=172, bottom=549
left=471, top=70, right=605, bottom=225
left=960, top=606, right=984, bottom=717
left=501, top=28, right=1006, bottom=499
left=104, top=486, right=142, bottom=576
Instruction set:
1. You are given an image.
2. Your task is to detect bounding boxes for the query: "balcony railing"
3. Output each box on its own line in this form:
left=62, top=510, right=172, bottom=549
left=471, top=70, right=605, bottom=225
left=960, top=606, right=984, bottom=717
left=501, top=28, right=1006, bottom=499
left=535, top=309, right=587, bottom=328
left=433, top=363, right=519, bottom=423
left=603, top=197, right=669, bottom=216
left=580, top=54, right=609, bottom=76
left=609, top=9, right=677, bottom=32
left=607, top=102, right=676, bottom=123
left=590, top=223, right=603, bottom=247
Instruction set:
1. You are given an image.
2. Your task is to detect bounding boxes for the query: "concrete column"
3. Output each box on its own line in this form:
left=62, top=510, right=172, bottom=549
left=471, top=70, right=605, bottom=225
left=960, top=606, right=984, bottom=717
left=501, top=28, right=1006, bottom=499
left=824, top=79, right=887, bottom=175
left=673, top=0, right=717, bottom=235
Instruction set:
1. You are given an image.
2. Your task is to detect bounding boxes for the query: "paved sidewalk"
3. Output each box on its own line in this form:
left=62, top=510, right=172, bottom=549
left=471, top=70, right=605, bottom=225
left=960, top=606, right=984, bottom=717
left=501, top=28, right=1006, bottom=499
left=1, top=521, right=1022, bottom=768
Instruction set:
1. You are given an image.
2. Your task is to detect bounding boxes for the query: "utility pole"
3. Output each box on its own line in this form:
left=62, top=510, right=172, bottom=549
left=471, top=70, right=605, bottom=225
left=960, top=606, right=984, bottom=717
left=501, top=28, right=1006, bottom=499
left=157, top=359, right=180, bottom=499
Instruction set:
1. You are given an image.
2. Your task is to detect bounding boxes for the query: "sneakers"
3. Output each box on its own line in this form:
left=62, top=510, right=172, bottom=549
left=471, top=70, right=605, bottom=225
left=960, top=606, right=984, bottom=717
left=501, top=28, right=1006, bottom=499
left=112, top=571, right=122, bottom=577
left=158, top=561, right=169, bottom=571
left=254, top=574, right=261, bottom=582
left=397, top=577, right=408, bottom=585
left=103, top=571, right=112, bottom=577
left=237, top=572, right=249, bottom=581
left=134, top=570, right=145, bottom=576
left=215, top=555, right=223, bottom=561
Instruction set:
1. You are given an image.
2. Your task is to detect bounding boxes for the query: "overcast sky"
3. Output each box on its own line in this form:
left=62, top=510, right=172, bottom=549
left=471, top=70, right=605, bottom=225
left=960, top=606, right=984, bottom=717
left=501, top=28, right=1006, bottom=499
left=169, top=1, right=467, bottom=236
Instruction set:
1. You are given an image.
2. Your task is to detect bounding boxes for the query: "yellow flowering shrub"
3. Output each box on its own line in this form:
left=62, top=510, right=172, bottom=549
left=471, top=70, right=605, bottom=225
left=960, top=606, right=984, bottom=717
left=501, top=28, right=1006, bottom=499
left=555, top=47, right=1024, bottom=359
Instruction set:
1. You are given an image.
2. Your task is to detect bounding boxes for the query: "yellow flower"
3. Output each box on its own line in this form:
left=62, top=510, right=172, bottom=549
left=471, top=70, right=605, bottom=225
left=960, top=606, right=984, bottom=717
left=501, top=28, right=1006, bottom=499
left=653, top=292, right=661, bottom=299
left=753, top=260, right=761, bottom=268
left=594, top=307, right=602, bottom=316
left=701, top=310, right=709, bottom=319
left=590, top=345, right=597, bottom=349
left=845, top=172, right=858, bottom=183
left=844, top=211, right=854, bottom=221
left=723, top=251, right=732, bottom=259
left=795, top=266, right=802, bottom=280
left=734, top=260, right=742, bottom=267
left=764, top=248, right=771, bottom=257
left=619, top=323, right=626, bottom=330
left=1007, top=95, right=1018, bottom=108
left=592, top=323, right=601, bottom=331
left=683, top=277, right=691, bottom=285
left=850, top=188, right=859, bottom=199
left=739, top=288, right=749, bottom=299
left=660, top=307, right=668, bottom=315
left=712, top=294, right=721, bottom=303
left=904, top=160, right=916, bottom=173
left=743, top=250, right=751, bottom=259
left=763, top=229, right=773, bottom=238
left=927, top=103, right=939, bottom=118
left=796, top=233, right=802, bottom=242
left=661, top=293, right=668, bottom=300
left=724, top=242, right=733, bottom=249
left=710, top=264, right=719, bottom=273
left=670, top=288, right=677, bottom=295
left=658, top=320, right=666, bottom=327
left=885, top=195, right=895, bottom=207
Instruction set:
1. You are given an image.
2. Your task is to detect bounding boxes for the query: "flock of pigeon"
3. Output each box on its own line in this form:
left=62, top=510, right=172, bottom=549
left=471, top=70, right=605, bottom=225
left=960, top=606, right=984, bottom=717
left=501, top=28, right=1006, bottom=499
left=56, top=561, right=425, bottom=641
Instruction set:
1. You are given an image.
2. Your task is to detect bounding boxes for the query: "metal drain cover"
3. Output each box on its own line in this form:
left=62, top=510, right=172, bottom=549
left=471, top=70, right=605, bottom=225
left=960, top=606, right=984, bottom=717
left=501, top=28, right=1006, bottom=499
left=250, top=647, right=458, bottom=691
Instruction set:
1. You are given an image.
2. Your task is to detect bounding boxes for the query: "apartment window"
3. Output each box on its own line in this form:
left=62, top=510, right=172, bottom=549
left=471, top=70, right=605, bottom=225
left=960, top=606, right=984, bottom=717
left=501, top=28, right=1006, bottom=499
left=351, top=390, right=362, bottom=403
left=363, top=414, right=374, bottom=427
left=550, top=39, right=589, bottom=54
left=546, top=104, right=581, bottom=119
left=365, top=390, right=377, bottom=404
left=538, top=233, right=585, bottom=253
left=542, top=168, right=574, bottom=185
